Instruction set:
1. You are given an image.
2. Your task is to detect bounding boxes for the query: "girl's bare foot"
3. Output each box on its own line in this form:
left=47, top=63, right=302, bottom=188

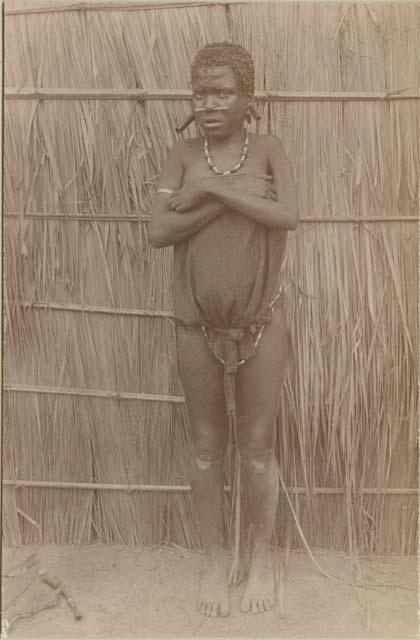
left=240, top=548, right=275, bottom=614
left=197, top=558, right=230, bottom=617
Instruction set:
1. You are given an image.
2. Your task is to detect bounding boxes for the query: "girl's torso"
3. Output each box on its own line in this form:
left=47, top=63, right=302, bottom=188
left=173, top=134, right=288, bottom=329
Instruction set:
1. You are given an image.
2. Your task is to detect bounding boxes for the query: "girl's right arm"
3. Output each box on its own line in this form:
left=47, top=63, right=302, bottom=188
left=148, top=142, right=224, bottom=248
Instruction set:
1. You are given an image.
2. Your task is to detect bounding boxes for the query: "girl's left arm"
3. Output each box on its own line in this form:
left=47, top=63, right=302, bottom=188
left=203, top=136, right=299, bottom=230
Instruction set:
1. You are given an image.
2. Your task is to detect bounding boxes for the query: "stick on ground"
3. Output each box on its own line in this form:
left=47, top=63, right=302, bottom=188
left=38, top=571, right=82, bottom=621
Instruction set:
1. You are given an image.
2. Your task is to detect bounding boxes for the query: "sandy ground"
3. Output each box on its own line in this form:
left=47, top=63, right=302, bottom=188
left=2, top=544, right=417, bottom=639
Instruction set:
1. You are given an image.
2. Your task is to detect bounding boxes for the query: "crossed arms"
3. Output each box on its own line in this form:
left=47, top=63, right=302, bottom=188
left=148, top=136, right=299, bottom=249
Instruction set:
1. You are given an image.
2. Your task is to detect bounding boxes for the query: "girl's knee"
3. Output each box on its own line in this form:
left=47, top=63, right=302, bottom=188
left=193, top=430, right=228, bottom=470
left=238, top=439, right=275, bottom=473
left=194, top=448, right=224, bottom=471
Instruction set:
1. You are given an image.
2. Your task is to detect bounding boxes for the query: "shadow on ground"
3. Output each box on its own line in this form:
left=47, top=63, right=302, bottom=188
left=2, top=544, right=417, bottom=638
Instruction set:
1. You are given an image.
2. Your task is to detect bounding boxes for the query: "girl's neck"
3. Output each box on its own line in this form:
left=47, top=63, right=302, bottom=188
left=205, top=126, right=246, bottom=148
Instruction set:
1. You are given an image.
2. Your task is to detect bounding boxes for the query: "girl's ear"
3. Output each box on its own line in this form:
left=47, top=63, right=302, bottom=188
left=246, top=96, right=260, bottom=123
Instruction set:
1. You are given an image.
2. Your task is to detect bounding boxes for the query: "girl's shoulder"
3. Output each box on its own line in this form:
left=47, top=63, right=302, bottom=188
left=172, top=137, right=206, bottom=168
left=250, top=134, right=290, bottom=167
left=163, top=138, right=202, bottom=172
left=177, top=136, right=203, bottom=151
left=244, top=133, right=286, bottom=158
left=250, top=132, right=285, bottom=148
left=247, top=133, right=287, bottom=170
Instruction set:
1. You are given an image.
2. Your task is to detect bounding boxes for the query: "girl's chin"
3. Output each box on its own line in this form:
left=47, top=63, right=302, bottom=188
left=202, top=122, right=225, bottom=134
left=203, top=124, right=245, bottom=140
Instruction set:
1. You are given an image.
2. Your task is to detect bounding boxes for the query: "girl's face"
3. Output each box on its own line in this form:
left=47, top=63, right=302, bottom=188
left=192, top=65, right=250, bottom=140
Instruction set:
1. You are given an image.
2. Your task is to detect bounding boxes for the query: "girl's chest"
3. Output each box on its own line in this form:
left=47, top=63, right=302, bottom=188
left=183, top=144, right=268, bottom=183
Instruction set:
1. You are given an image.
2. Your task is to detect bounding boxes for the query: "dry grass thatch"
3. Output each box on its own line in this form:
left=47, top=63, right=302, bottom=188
left=3, top=1, right=419, bottom=555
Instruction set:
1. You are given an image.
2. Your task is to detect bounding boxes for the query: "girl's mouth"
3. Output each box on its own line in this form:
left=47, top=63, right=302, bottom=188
left=203, top=119, right=223, bottom=127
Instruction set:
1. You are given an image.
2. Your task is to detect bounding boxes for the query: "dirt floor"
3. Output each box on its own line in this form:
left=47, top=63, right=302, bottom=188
left=1, top=544, right=417, bottom=639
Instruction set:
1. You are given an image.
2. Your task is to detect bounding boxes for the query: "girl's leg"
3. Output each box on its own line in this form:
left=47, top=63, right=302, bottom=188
left=176, top=326, right=230, bottom=617
left=236, top=305, right=290, bottom=613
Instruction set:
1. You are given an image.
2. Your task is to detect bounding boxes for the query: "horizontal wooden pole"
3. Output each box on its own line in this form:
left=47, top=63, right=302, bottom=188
left=5, top=0, right=416, bottom=17
left=5, top=87, right=418, bottom=102
left=3, top=479, right=418, bottom=496
left=4, top=480, right=199, bottom=492
left=19, top=301, right=175, bottom=319
left=5, top=212, right=418, bottom=223
left=5, top=88, right=191, bottom=101
left=295, top=216, right=419, bottom=223
left=5, top=1, right=214, bottom=15
left=5, top=211, right=151, bottom=222
left=4, top=383, right=185, bottom=404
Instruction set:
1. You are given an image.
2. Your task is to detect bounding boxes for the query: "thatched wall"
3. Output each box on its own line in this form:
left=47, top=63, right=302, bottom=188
left=3, top=0, right=419, bottom=554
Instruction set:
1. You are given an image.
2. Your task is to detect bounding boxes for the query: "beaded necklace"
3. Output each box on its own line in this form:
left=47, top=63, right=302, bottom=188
left=204, top=129, right=249, bottom=176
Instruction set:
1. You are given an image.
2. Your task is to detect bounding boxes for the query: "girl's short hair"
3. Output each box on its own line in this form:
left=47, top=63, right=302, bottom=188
left=191, top=42, right=255, bottom=95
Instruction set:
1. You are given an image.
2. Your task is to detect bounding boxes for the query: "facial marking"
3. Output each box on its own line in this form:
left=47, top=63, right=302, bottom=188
left=191, top=64, right=250, bottom=134
left=193, top=66, right=241, bottom=95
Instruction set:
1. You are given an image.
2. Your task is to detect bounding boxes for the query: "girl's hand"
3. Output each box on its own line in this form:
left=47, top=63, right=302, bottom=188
left=169, top=179, right=210, bottom=212
left=169, top=174, right=277, bottom=213
left=207, top=174, right=277, bottom=200
left=227, top=174, right=277, bottom=200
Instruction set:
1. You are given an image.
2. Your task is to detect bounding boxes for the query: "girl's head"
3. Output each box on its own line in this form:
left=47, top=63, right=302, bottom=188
left=191, top=42, right=255, bottom=139
left=191, top=42, right=255, bottom=96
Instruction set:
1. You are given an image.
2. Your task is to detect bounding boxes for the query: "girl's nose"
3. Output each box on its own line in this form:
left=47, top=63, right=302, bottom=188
left=204, top=95, right=218, bottom=111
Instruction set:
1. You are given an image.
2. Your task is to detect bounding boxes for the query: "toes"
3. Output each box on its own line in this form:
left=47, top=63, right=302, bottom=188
left=199, top=600, right=229, bottom=618
left=201, top=601, right=209, bottom=616
left=258, top=599, right=266, bottom=613
left=240, top=598, right=251, bottom=613
left=198, top=595, right=230, bottom=618
left=199, top=600, right=206, bottom=615
left=244, top=597, right=271, bottom=614
left=251, top=599, right=259, bottom=614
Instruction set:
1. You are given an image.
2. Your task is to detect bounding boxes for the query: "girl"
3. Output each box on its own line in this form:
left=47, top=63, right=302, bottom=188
left=149, top=42, right=298, bottom=617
